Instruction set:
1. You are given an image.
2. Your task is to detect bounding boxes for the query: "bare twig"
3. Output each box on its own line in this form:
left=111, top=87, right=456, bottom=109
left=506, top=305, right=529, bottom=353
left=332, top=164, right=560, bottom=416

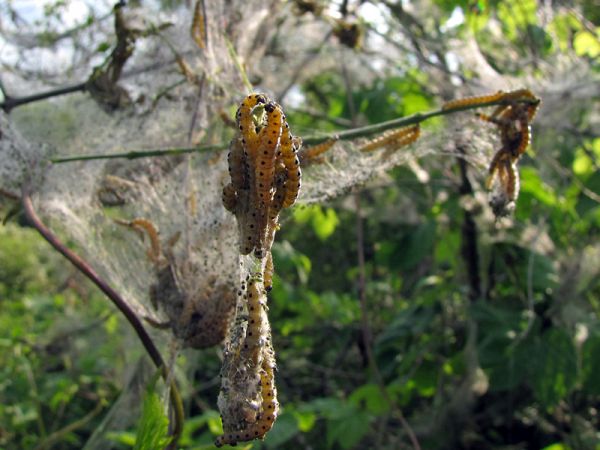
left=21, top=189, right=184, bottom=448
left=0, top=82, right=87, bottom=113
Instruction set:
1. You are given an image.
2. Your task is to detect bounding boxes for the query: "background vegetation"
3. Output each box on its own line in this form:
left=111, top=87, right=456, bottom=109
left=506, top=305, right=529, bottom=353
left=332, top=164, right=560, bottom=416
left=0, top=0, right=599, bottom=449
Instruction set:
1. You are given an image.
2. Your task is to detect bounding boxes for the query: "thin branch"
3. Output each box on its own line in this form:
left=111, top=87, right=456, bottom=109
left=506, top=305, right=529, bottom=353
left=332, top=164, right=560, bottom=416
left=0, top=188, right=20, bottom=200
left=49, top=95, right=540, bottom=164
left=0, top=82, right=87, bottom=113
left=355, top=194, right=421, bottom=450
left=34, top=400, right=104, bottom=450
left=21, top=190, right=184, bottom=448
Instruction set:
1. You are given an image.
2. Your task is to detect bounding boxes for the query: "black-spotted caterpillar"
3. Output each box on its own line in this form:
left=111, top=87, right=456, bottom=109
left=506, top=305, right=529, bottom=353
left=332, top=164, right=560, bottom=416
left=218, top=93, right=301, bottom=445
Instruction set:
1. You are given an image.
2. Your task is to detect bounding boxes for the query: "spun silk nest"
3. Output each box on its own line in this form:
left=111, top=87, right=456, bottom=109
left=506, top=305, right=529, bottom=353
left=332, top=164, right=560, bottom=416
left=0, top=0, right=520, bottom=446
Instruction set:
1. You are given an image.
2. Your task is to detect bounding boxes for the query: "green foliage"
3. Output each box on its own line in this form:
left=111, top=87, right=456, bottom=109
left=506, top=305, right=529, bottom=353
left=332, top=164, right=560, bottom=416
left=0, top=225, right=121, bottom=449
left=2, top=1, right=599, bottom=449
left=132, top=376, right=171, bottom=450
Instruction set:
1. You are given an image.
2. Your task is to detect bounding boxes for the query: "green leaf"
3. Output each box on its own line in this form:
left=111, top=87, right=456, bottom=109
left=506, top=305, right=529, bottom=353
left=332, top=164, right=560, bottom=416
left=133, top=378, right=171, bottom=450
left=541, top=443, right=572, bottom=450
left=293, top=205, right=339, bottom=241
left=574, top=30, right=600, bottom=58
left=96, top=42, right=111, bottom=53
left=349, top=383, right=389, bottom=415
left=312, top=207, right=340, bottom=241
left=497, top=0, right=537, bottom=41
left=292, top=410, right=317, bottom=432
left=520, top=167, right=557, bottom=207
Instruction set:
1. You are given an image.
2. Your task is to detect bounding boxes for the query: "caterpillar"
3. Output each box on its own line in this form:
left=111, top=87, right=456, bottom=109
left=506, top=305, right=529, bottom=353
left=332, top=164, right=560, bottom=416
left=237, top=94, right=267, bottom=156
left=442, top=91, right=505, bottom=110
left=280, top=129, right=302, bottom=208
left=222, top=183, right=237, bottom=213
left=239, top=210, right=260, bottom=255
left=300, top=136, right=338, bottom=164
left=228, top=136, right=248, bottom=191
left=269, top=163, right=288, bottom=220
left=264, top=251, right=274, bottom=292
left=114, top=218, right=163, bottom=264
left=255, top=102, right=283, bottom=206
left=216, top=274, right=278, bottom=447
left=360, top=124, right=420, bottom=153
left=191, top=0, right=207, bottom=49
left=242, top=277, right=267, bottom=365
left=385, top=124, right=420, bottom=152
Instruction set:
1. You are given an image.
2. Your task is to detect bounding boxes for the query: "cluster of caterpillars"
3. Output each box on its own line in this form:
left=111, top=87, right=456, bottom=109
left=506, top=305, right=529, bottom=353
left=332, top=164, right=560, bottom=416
left=222, top=93, right=302, bottom=290
left=115, top=218, right=235, bottom=349
left=443, top=89, right=540, bottom=217
left=216, top=273, right=278, bottom=447
left=217, top=93, right=302, bottom=446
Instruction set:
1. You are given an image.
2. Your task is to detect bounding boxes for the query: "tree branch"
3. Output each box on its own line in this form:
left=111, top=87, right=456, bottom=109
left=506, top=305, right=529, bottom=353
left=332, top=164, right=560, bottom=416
left=21, top=189, right=184, bottom=448
left=49, top=95, right=540, bottom=164
left=0, top=83, right=87, bottom=113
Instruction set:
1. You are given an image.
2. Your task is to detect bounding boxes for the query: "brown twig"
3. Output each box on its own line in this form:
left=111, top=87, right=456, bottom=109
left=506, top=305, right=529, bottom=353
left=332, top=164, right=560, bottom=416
left=21, top=189, right=184, bottom=448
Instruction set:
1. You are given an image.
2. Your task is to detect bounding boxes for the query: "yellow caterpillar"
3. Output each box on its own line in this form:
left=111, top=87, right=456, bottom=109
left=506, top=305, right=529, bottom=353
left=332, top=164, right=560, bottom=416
left=360, top=124, right=420, bottom=153
left=236, top=94, right=267, bottom=155
left=281, top=130, right=302, bottom=208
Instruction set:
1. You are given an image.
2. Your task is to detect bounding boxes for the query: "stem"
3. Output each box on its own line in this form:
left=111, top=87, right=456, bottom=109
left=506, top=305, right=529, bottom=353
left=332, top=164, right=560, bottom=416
left=49, top=96, right=540, bottom=164
left=21, top=190, right=184, bottom=448
left=0, top=83, right=87, bottom=113
left=354, top=194, right=421, bottom=450
left=50, top=143, right=227, bottom=163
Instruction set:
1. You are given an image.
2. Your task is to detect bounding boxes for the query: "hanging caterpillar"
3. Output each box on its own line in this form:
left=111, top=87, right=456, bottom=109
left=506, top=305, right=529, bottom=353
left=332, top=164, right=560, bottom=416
left=218, top=94, right=302, bottom=446
left=237, top=94, right=267, bottom=156
left=216, top=274, right=278, bottom=447
left=225, top=93, right=302, bottom=256
left=280, top=130, right=302, bottom=208
left=462, top=89, right=541, bottom=217
left=190, top=0, right=207, bottom=49
left=228, top=136, right=248, bottom=191
left=255, top=102, right=283, bottom=206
